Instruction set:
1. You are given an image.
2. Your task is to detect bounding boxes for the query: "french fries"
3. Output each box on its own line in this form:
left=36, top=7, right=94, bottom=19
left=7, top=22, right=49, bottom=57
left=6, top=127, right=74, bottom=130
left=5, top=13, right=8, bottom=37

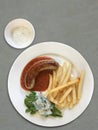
left=46, top=60, right=85, bottom=110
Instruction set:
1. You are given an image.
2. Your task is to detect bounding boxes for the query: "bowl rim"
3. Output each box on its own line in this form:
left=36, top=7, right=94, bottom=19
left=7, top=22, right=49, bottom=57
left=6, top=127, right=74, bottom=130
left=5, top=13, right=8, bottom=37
left=4, top=18, right=35, bottom=49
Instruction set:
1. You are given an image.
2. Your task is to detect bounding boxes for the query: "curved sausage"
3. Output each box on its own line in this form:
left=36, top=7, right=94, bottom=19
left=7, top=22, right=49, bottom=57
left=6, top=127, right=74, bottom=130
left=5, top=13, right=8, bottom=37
left=20, top=56, right=59, bottom=90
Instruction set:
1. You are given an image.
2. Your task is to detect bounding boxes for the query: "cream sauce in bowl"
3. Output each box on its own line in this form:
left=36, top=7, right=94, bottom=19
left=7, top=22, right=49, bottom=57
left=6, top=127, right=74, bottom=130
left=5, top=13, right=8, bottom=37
left=4, top=18, right=35, bottom=49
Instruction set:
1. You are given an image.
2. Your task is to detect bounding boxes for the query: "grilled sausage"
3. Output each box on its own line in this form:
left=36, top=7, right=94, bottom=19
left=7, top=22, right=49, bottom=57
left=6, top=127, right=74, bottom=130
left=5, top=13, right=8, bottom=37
left=20, top=56, right=59, bottom=90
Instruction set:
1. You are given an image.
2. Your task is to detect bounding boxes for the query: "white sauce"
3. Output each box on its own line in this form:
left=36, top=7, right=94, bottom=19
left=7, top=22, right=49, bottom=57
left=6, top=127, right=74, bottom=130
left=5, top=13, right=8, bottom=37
left=12, top=26, right=32, bottom=45
left=34, top=92, right=52, bottom=116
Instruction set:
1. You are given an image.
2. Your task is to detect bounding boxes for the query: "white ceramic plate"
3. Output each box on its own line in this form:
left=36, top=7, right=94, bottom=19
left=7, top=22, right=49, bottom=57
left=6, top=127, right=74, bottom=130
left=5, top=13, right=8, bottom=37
left=4, top=18, right=35, bottom=49
left=8, top=42, right=94, bottom=127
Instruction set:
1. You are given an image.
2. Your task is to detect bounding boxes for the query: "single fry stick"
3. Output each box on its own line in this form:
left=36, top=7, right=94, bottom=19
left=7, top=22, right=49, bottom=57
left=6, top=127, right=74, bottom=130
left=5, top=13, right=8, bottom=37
left=58, top=62, right=67, bottom=85
left=52, top=66, right=63, bottom=98
left=45, top=74, right=53, bottom=97
left=52, top=70, right=60, bottom=98
left=52, top=65, right=62, bottom=89
left=57, top=65, right=63, bottom=83
left=49, top=78, right=79, bottom=94
left=52, top=71, right=56, bottom=89
left=56, top=65, right=62, bottom=80
left=63, top=63, right=73, bottom=84
left=59, top=87, right=73, bottom=103
left=72, top=85, right=77, bottom=105
left=77, top=70, right=85, bottom=100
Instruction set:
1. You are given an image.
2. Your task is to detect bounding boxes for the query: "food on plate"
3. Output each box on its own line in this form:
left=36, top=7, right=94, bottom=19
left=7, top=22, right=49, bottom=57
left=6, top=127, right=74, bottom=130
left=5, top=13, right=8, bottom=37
left=20, top=56, right=59, bottom=91
left=21, top=55, right=85, bottom=118
left=24, top=91, right=62, bottom=117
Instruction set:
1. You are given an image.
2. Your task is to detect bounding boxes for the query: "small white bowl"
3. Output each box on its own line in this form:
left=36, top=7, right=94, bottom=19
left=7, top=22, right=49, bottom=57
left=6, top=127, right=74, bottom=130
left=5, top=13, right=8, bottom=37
left=4, top=18, right=35, bottom=49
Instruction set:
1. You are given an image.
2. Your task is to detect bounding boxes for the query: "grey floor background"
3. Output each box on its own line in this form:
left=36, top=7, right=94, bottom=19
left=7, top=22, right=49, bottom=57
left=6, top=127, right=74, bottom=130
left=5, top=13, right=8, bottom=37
left=0, top=0, right=98, bottom=130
